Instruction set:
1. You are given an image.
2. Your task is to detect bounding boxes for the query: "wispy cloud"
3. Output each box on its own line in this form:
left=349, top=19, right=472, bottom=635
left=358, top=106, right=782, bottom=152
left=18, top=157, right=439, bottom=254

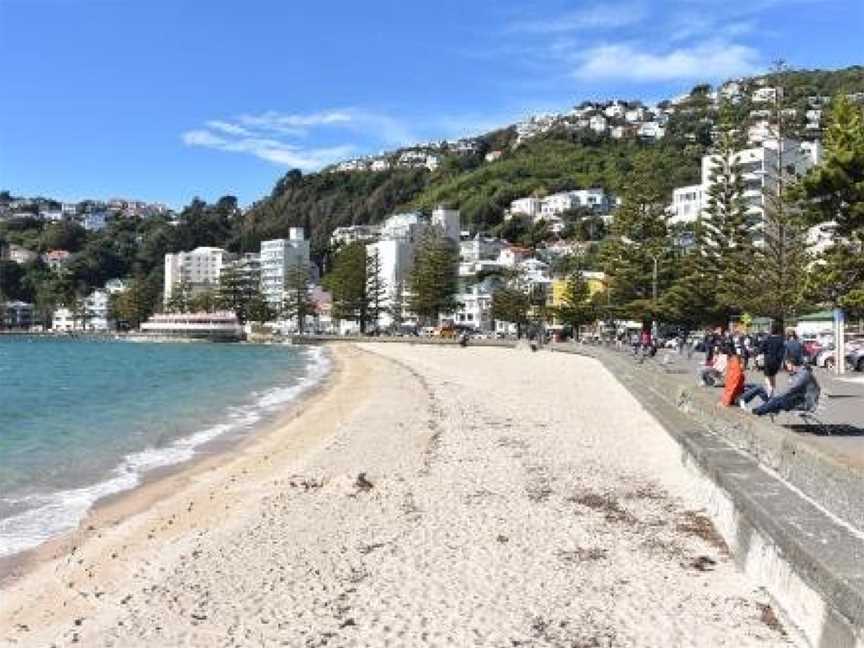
left=181, top=127, right=354, bottom=169
left=182, top=108, right=418, bottom=170
left=506, top=3, right=645, bottom=34
left=573, top=40, right=762, bottom=82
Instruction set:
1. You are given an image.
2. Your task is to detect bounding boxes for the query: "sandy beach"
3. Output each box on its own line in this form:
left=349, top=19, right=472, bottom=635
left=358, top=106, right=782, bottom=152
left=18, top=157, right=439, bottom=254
left=0, top=343, right=792, bottom=647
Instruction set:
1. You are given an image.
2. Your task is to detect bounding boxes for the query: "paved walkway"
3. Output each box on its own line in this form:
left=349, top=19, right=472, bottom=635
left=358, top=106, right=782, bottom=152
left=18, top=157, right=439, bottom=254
left=582, top=342, right=864, bottom=471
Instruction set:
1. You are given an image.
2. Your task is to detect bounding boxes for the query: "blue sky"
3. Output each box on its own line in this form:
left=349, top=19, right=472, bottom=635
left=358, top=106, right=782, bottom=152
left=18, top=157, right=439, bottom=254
left=1, top=0, right=861, bottom=208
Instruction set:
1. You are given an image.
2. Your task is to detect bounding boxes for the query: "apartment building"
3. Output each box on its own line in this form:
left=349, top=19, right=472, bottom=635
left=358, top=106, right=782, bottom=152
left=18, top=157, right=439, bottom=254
left=260, top=229, right=310, bottom=309
left=163, top=246, right=234, bottom=306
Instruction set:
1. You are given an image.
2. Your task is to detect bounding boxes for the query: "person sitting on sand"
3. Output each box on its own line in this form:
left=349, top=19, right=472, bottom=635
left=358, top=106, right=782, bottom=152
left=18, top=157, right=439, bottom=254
left=719, top=345, right=745, bottom=407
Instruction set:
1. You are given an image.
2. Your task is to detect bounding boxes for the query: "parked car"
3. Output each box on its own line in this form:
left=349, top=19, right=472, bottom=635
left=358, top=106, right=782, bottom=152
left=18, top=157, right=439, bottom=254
left=847, top=345, right=864, bottom=372
left=814, top=345, right=836, bottom=369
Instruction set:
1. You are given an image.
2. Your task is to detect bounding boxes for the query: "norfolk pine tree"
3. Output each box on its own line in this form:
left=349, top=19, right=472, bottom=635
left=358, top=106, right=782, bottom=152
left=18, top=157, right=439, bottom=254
left=408, top=228, right=459, bottom=326
left=365, top=247, right=388, bottom=333
left=281, top=262, right=315, bottom=334
left=601, top=154, right=671, bottom=324
left=800, top=96, right=864, bottom=315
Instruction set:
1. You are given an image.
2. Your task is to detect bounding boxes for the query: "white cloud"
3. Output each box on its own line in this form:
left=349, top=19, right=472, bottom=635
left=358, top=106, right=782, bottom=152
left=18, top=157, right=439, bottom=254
left=181, top=108, right=417, bottom=170
left=573, top=41, right=762, bottom=82
left=205, top=120, right=253, bottom=137
left=507, top=3, right=645, bottom=33
left=182, top=124, right=355, bottom=170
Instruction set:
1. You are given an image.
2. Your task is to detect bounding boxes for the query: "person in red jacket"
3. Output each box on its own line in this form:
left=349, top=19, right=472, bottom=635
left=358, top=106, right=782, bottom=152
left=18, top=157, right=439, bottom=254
left=719, top=344, right=745, bottom=407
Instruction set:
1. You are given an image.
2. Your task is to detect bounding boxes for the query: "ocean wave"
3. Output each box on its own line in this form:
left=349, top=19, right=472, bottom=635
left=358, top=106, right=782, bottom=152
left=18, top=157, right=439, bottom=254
left=0, top=346, right=331, bottom=559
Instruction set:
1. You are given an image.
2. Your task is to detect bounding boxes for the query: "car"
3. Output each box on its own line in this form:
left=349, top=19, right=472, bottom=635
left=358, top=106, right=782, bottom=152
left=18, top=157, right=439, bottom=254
left=815, top=345, right=836, bottom=369
left=847, top=345, right=864, bottom=372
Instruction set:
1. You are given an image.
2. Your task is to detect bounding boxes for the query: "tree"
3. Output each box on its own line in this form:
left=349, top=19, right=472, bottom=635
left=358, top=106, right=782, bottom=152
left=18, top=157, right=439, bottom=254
left=491, top=287, right=530, bottom=338
left=365, top=247, right=388, bottom=332
left=739, top=70, right=810, bottom=328
left=246, top=292, right=274, bottom=324
left=556, top=271, right=594, bottom=340
left=703, top=111, right=755, bottom=317
left=325, top=241, right=368, bottom=332
left=408, top=228, right=459, bottom=326
left=601, top=154, right=672, bottom=324
left=389, top=280, right=405, bottom=332
left=166, top=279, right=192, bottom=313
left=800, top=95, right=864, bottom=315
left=189, top=290, right=217, bottom=313
left=110, top=277, right=156, bottom=330
left=281, top=263, right=315, bottom=333
left=216, top=264, right=258, bottom=323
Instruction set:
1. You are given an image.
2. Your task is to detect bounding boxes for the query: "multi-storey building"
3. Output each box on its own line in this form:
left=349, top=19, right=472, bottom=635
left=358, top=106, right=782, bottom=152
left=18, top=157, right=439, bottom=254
left=259, top=229, right=310, bottom=309
left=163, top=246, right=234, bottom=306
left=669, top=138, right=821, bottom=237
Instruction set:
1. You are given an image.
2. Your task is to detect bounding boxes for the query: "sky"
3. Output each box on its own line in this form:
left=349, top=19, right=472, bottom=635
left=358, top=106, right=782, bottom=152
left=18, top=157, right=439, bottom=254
left=1, top=0, right=861, bottom=208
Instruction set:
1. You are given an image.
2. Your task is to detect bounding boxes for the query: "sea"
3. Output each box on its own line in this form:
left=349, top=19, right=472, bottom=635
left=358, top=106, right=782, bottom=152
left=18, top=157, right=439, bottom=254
left=0, top=336, right=329, bottom=559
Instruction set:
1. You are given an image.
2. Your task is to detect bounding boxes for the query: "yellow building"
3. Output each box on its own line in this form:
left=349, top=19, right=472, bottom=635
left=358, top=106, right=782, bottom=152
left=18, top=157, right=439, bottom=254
left=547, top=271, right=607, bottom=327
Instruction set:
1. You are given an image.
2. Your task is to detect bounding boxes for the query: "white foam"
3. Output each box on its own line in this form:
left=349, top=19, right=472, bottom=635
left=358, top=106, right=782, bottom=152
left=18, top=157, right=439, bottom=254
left=0, top=346, right=331, bottom=558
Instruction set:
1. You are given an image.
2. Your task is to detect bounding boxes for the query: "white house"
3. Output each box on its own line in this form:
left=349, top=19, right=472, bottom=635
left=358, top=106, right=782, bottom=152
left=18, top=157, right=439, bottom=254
left=589, top=115, right=608, bottom=133
left=752, top=87, right=777, bottom=103
left=83, top=211, right=108, bottom=231
left=637, top=122, right=665, bottom=139
left=510, top=197, right=543, bottom=219
left=604, top=103, right=625, bottom=119
left=330, top=224, right=382, bottom=248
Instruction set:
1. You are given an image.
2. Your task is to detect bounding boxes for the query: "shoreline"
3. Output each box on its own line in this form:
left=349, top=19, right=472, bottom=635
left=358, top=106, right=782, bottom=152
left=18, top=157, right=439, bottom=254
left=0, top=343, right=337, bottom=586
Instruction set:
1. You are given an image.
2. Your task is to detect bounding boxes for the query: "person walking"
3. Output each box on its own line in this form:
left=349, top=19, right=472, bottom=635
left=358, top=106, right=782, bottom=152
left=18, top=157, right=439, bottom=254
left=785, top=330, right=804, bottom=369
left=759, top=323, right=786, bottom=397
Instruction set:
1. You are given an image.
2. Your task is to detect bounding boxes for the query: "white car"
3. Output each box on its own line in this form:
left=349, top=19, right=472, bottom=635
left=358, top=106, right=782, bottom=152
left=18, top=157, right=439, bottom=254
left=815, top=346, right=836, bottom=368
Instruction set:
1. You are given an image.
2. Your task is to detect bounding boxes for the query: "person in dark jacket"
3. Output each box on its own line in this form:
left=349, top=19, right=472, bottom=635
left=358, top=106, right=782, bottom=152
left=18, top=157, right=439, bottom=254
left=759, top=322, right=786, bottom=396
left=785, top=331, right=804, bottom=368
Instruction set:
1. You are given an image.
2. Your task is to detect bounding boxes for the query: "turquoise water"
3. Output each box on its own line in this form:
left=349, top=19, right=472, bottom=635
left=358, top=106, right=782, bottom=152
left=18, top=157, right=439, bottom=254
left=0, top=337, right=329, bottom=557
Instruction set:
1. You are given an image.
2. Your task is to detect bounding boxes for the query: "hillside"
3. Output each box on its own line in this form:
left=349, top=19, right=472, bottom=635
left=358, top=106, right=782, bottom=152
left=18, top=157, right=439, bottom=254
left=241, top=65, right=864, bottom=253
left=2, top=65, right=863, bottom=318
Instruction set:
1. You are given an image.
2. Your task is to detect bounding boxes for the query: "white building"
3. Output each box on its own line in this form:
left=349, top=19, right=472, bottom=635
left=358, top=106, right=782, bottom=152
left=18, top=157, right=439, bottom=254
left=163, top=246, right=234, bottom=306
left=431, top=205, right=460, bottom=242
left=259, top=229, right=311, bottom=309
left=625, top=107, right=647, bottom=123
left=752, top=87, right=777, bottom=103
left=637, top=122, right=665, bottom=139
left=510, top=197, right=542, bottom=219
left=670, top=138, right=820, bottom=233
left=330, top=224, right=382, bottom=247
left=589, top=115, right=608, bottom=133
left=380, top=212, right=426, bottom=241
left=670, top=185, right=706, bottom=224
left=453, top=276, right=502, bottom=332
left=370, top=159, right=391, bottom=172
left=460, top=234, right=506, bottom=263
left=83, top=212, right=108, bottom=231
left=604, top=103, right=625, bottom=119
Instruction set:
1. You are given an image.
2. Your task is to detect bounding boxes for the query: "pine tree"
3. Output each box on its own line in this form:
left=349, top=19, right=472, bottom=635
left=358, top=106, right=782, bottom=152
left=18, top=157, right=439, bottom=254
left=601, top=154, right=671, bottom=324
left=491, top=287, right=530, bottom=338
left=739, top=71, right=810, bottom=328
left=166, top=279, right=192, bottom=313
left=365, top=247, right=388, bottom=333
left=408, top=228, right=459, bottom=326
left=281, top=263, right=315, bottom=334
left=556, top=271, right=594, bottom=340
left=216, top=263, right=259, bottom=323
left=246, top=292, right=274, bottom=324
left=389, top=281, right=405, bottom=333
left=324, top=241, right=368, bottom=332
left=800, top=96, right=864, bottom=315
left=703, top=112, right=755, bottom=316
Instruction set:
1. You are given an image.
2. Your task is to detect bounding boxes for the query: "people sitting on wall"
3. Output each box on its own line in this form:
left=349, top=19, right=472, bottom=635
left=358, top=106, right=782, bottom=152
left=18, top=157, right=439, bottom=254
left=739, top=361, right=817, bottom=416
left=719, top=344, right=746, bottom=406
left=698, top=341, right=727, bottom=387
